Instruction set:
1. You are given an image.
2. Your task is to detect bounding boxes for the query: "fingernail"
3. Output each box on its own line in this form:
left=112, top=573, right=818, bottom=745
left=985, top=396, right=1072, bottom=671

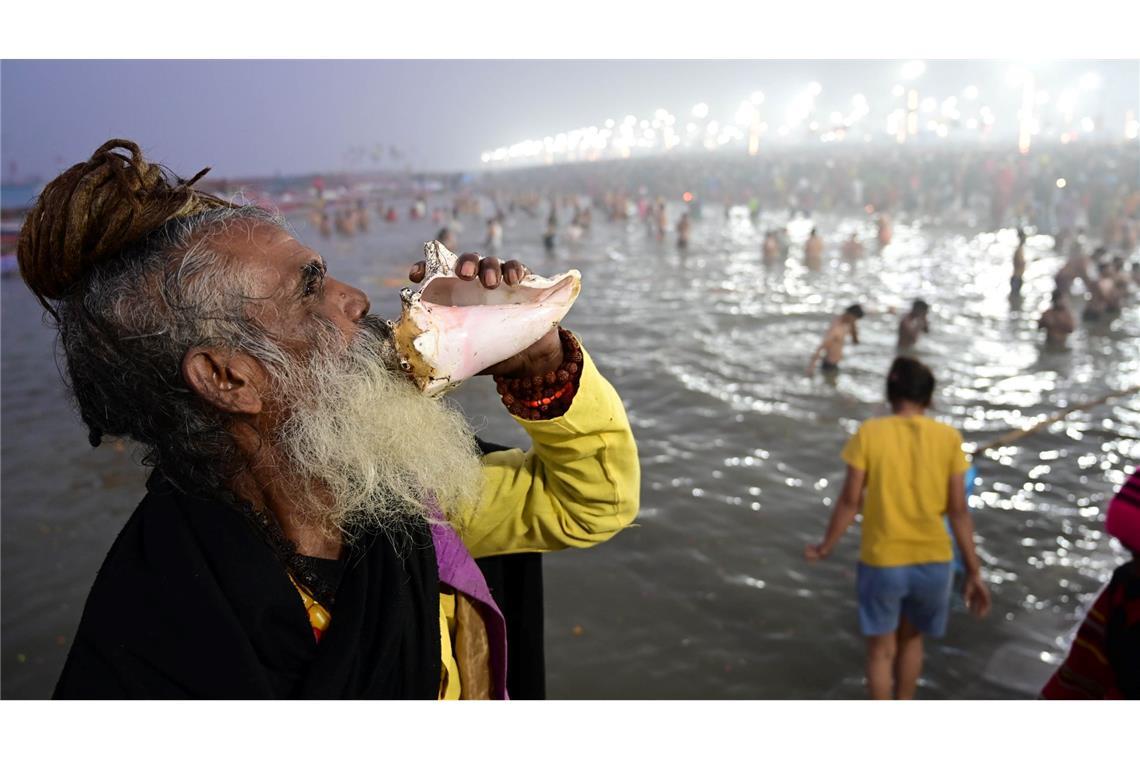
left=460, top=261, right=477, bottom=277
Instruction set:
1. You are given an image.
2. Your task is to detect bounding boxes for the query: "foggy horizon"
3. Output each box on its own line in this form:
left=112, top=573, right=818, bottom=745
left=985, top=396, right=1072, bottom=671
left=2, top=59, right=1137, bottom=183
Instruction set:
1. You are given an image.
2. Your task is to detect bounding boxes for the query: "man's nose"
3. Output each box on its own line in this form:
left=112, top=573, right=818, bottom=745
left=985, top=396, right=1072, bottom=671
left=331, top=278, right=370, bottom=322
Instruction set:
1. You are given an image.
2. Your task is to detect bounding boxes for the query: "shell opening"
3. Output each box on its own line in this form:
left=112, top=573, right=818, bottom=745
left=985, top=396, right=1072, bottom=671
left=419, top=274, right=577, bottom=308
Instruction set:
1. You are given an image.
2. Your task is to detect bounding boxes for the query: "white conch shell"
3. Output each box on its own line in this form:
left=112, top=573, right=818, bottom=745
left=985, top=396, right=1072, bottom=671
left=394, top=241, right=581, bottom=397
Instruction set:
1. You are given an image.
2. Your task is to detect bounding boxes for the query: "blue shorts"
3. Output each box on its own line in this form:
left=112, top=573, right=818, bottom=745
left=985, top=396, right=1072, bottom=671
left=856, top=562, right=953, bottom=638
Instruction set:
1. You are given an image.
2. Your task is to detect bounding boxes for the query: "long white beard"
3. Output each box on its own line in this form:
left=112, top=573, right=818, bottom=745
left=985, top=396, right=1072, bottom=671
left=271, top=316, right=484, bottom=539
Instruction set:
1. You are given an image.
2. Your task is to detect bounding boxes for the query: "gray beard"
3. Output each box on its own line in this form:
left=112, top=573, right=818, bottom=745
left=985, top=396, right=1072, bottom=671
left=269, top=315, right=485, bottom=539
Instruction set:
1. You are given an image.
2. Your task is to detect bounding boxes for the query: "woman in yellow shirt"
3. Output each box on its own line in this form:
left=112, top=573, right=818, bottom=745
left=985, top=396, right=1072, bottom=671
left=805, top=357, right=991, bottom=699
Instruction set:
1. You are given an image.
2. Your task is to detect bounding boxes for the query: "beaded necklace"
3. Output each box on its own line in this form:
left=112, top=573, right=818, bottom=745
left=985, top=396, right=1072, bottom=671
left=289, top=575, right=332, bottom=642
left=236, top=499, right=336, bottom=642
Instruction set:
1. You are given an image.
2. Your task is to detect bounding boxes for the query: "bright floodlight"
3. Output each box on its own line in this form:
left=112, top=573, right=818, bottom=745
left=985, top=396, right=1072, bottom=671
left=1081, top=117, right=1095, bottom=132
left=807, top=82, right=823, bottom=97
left=692, top=102, right=710, bottom=119
left=1056, top=178, right=1067, bottom=189
left=751, top=91, right=765, bottom=105
left=891, top=84, right=905, bottom=98
left=963, top=85, right=979, bottom=100
left=1080, top=72, right=1101, bottom=90
left=901, top=60, right=926, bottom=81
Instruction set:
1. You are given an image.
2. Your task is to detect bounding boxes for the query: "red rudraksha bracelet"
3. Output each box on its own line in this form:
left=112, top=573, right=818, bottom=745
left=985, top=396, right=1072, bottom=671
left=493, top=327, right=583, bottom=420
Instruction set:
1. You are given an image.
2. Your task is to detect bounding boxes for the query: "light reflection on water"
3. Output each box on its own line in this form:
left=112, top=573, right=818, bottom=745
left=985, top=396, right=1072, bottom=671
left=1, top=199, right=1137, bottom=698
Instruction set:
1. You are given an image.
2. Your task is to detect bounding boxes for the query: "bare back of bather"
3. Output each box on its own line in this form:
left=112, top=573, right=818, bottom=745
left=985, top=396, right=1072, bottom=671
left=805, top=229, right=823, bottom=270
left=1039, top=292, right=1076, bottom=347
left=808, top=305, right=863, bottom=375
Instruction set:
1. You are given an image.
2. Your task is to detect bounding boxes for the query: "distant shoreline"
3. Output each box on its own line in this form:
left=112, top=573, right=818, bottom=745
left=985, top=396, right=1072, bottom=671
left=3, top=138, right=1137, bottom=213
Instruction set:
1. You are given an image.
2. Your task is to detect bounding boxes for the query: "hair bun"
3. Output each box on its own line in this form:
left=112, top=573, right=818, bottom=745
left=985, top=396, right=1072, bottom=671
left=16, top=139, right=235, bottom=310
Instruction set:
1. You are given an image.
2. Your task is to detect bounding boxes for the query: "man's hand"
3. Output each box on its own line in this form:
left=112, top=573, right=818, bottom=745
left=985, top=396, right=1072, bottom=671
left=409, top=252, right=563, bottom=379
left=962, top=571, right=992, bottom=618
left=803, top=543, right=829, bottom=562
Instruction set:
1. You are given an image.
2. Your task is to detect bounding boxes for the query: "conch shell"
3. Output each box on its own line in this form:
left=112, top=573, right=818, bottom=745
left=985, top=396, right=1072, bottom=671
left=393, top=241, right=581, bottom=397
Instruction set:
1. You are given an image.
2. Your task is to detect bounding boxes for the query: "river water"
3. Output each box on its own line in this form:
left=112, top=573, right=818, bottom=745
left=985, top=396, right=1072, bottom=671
left=2, top=199, right=1137, bottom=698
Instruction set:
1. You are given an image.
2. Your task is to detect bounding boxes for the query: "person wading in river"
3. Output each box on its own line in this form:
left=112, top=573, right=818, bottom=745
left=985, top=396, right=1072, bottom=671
left=804, top=357, right=991, bottom=699
left=897, top=299, right=930, bottom=351
left=18, top=140, right=639, bottom=699
left=1010, top=227, right=1027, bottom=297
left=804, top=227, right=823, bottom=270
left=1038, top=288, right=1077, bottom=349
left=806, top=304, right=864, bottom=376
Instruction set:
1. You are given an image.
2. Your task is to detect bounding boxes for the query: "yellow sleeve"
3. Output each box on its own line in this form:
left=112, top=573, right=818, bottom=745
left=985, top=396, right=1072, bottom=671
left=949, top=428, right=970, bottom=475
left=458, top=344, right=641, bottom=560
left=841, top=425, right=866, bottom=471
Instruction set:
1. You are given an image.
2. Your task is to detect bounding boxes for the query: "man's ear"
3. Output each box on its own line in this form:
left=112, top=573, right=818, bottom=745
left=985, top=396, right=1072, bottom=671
left=181, top=347, right=264, bottom=415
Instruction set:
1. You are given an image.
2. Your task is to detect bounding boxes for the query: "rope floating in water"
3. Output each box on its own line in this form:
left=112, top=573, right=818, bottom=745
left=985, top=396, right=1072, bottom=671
left=972, top=384, right=1140, bottom=455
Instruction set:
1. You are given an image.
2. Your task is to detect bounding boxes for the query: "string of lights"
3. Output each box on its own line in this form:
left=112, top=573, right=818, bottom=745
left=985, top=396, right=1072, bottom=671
left=479, top=62, right=1139, bottom=168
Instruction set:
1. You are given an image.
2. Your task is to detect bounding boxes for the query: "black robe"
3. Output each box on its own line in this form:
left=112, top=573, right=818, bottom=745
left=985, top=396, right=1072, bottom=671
left=55, top=469, right=441, bottom=698
left=472, top=439, right=546, bottom=699
left=55, top=438, right=546, bottom=699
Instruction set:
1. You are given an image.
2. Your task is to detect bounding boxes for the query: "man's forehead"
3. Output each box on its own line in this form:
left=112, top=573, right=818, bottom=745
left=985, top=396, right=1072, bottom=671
left=214, top=220, right=320, bottom=272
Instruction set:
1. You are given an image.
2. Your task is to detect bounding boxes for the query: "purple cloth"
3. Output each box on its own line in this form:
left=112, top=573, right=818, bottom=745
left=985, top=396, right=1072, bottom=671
left=430, top=519, right=509, bottom=699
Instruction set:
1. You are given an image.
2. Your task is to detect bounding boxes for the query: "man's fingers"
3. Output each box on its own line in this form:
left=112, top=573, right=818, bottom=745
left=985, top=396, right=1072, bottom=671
left=503, top=260, right=531, bottom=286
left=479, top=257, right=502, bottom=289
left=456, top=252, right=481, bottom=279
left=409, top=261, right=426, bottom=283
left=443, top=254, right=530, bottom=287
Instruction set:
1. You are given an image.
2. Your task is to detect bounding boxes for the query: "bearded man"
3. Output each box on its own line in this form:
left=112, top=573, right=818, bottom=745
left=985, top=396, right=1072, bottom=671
left=18, top=140, right=639, bottom=699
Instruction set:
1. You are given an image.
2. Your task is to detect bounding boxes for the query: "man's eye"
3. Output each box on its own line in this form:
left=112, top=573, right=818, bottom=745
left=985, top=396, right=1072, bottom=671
left=302, top=263, right=325, bottom=297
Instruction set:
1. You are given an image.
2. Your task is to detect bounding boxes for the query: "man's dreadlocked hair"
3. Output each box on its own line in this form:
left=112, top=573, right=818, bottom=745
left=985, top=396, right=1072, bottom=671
left=16, top=139, right=294, bottom=495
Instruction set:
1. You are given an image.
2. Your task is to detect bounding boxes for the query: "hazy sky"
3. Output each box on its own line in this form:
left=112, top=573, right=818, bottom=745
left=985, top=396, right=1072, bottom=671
left=2, top=59, right=1136, bottom=180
